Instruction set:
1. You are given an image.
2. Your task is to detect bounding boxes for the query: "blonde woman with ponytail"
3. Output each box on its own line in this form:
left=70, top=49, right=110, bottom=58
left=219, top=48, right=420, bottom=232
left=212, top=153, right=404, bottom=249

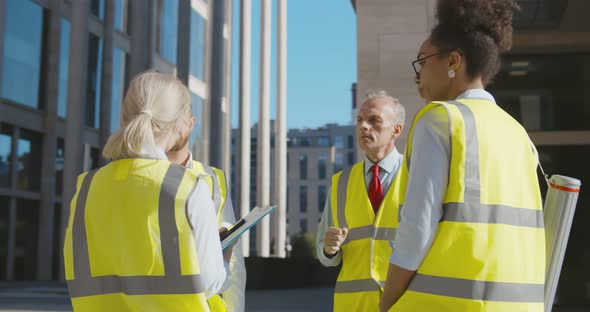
left=64, top=71, right=231, bottom=312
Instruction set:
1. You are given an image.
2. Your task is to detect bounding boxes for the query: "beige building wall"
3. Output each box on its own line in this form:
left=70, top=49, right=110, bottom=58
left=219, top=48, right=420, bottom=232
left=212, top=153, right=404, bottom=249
left=356, top=0, right=436, bottom=149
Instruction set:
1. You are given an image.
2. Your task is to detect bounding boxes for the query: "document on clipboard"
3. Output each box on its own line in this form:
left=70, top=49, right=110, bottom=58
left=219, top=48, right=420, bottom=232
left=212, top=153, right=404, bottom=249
left=220, top=205, right=278, bottom=250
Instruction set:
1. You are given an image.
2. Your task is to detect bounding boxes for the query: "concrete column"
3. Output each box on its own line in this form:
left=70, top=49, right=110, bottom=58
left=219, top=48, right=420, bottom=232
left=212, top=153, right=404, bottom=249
left=209, top=0, right=226, bottom=168
left=36, top=0, right=62, bottom=280
left=238, top=0, right=252, bottom=257
left=222, top=0, right=233, bottom=176
left=60, top=0, right=90, bottom=280
left=176, top=0, right=191, bottom=85
left=256, top=0, right=271, bottom=257
left=128, top=0, right=149, bottom=78
left=99, top=0, right=115, bottom=165
left=274, top=0, right=287, bottom=258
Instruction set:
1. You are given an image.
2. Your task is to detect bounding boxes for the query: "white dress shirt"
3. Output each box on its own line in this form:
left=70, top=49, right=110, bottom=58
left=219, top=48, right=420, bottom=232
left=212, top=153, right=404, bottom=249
left=390, top=89, right=497, bottom=270
left=315, top=148, right=403, bottom=267
left=140, top=146, right=227, bottom=298
left=186, top=156, right=246, bottom=312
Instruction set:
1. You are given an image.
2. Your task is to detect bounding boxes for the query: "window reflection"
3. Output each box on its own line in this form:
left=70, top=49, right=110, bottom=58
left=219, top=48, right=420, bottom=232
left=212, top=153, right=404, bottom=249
left=110, top=48, right=126, bottom=133
left=1, top=0, right=43, bottom=109
left=114, top=0, right=128, bottom=32
left=0, top=125, right=12, bottom=188
left=190, top=10, right=206, bottom=80
left=189, top=93, right=204, bottom=159
left=157, top=0, right=178, bottom=64
left=17, top=130, right=42, bottom=192
left=57, top=19, right=70, bottom=118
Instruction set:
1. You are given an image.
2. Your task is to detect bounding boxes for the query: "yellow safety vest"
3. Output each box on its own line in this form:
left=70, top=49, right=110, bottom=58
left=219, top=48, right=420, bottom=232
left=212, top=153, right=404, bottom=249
left=391, top=99, right=545, bottom=311
left=191, top=161, right=229, bottom=312
left=63, top=159, right=210, bottom=311
left=330, top=161, right=402, bottom=312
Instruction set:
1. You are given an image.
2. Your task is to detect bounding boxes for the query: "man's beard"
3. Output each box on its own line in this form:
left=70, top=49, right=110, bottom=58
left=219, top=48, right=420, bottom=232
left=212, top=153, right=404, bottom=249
left=170, top=133, right=190, bottom=152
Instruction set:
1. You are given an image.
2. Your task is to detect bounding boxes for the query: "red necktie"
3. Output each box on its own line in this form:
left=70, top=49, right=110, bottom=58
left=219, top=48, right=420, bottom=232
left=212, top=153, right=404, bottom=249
left=368, top=165, right=383, bottom=213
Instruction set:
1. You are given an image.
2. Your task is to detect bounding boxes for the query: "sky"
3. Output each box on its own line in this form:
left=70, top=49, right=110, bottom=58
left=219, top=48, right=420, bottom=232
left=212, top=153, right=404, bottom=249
left=230, top=0, right=357, bottom=129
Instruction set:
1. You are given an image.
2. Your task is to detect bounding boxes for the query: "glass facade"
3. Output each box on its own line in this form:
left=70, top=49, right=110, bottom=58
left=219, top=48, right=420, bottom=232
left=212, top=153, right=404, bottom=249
left=86, top=34, right=103, bottom=128
left=0, top=125, right=12, bottom=188
left=16, top=130, right=42, bottom=192
left=157, top=0, right=179, bottom=64
left=14, top=199, right=39, bottom=280
left=110, top=48, right=126, bottom=133
left=189, top=93, right=205, bottom=157
left=1, top=0, right=44, bottom=109
left=90, top=0, right=105, bottom=20
left=0, top=196, right=8, bottom=280
left=114, top=0, right=128, bottom=32
left=490, top=54, right=590, bottom=131
left=190, top=10, right=206, bottom=80
left=57, top=19, right=70, bottom=118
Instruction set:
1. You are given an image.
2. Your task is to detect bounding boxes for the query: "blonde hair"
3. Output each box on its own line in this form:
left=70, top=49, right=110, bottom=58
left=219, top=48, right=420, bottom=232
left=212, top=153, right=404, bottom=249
left=365, top=89, right=406, bottom=127
left=102, top=71, right=191, bottom=160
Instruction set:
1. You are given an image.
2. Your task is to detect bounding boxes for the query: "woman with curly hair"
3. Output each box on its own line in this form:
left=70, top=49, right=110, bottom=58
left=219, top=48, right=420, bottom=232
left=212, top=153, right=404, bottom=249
left=380, top=0, right=545, bottom=311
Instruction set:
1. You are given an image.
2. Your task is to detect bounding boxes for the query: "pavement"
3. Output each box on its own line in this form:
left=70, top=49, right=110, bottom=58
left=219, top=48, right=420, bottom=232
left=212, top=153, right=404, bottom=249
left=1, top=283, right=589, bottom=311
left=0, top=283, right=334, bottom=312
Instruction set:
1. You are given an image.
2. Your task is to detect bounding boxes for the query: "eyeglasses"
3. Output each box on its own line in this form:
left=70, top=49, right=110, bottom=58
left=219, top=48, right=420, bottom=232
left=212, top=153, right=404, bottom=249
left=411, top=51, right=444, bottom=76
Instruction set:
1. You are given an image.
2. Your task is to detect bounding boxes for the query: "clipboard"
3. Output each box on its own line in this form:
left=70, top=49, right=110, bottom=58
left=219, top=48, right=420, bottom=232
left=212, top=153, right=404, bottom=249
left=220, top=205, right=278, bottom=250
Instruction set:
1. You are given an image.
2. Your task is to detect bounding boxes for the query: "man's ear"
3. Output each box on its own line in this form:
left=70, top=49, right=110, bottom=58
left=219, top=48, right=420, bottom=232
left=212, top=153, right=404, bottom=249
left=392, top=124, right=403, bottom=140
left=189, top=116, right=196, bottom=132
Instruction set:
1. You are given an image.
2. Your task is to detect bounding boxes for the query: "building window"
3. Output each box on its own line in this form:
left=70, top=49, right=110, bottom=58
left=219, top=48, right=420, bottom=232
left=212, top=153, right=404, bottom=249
left=334, top=152, right=344, bottom=173
left=0, top=125, right=12, bottom=188
left=348, top=151, right=355, bottom=165
left=157, top=0, right=179, bottom=65
left=86, top=34, right=103, bottom=128
left=318, top=185, right=327, bottom=213
left=90, top=0, right=105, bottom=19
left=299, top=155, right=307, bottom=180
left=189, top=93, right=204, bottom=159
left=14, top=199, right=39, bottom=280
left=57, top=19, right=70, bottom=118
left=317, top=136, right=330, bottom=147
left=299, top=185, right=307, bottom=213
left=334, top=136, right=345, bottom=149
left=110, top=48, right=126, bottom=133
left=190, top=10, right=206, bottom=80
left=318, top=153, right=327, bottom=179
left=300, top=219, right=307, bottom=233
left=17, top=130, right=42, bottom=192
left=114, top=0, right=129, bottom=32
left=0, top=196, right=8, bottom=280
left=1, top=0, right=44, bottom=109
left=55, top=139, right=64, bottom=196
left=348, top=135, right=354, bottom=148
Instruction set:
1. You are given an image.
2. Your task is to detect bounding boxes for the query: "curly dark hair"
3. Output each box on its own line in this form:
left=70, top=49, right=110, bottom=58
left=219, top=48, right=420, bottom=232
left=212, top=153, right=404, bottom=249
left=431, top=0, right=519, bottom=85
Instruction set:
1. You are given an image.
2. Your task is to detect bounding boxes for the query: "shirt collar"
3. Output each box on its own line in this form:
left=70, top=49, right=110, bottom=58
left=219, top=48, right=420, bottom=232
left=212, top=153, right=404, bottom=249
left=140, top=145, right=168, bottom=160
left=456, top=89, right=496, bottom=103
left=186, top=151, right=194, bottom=169
left=364, top=147, right=401, bottom=175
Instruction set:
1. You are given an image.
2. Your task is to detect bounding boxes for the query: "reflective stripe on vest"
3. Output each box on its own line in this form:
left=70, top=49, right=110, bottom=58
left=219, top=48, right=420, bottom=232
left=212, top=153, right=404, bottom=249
left=410, top=273, right=544, bottom=303
left=402, top=100, right=544, bottom=304
left=67, top=165, right=206, bottom=298
left=334, top=278, right=384, bottom=293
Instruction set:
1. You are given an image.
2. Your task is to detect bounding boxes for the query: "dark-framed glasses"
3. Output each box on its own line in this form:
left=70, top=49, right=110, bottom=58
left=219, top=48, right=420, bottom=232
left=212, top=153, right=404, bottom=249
left=411, top=51, right=444, bottom=75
